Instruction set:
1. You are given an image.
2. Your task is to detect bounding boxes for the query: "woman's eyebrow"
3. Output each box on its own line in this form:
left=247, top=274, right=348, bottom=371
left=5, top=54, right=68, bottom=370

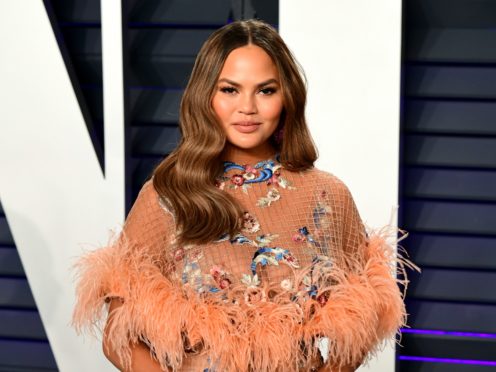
left=217, top=78, right=279, bottom=88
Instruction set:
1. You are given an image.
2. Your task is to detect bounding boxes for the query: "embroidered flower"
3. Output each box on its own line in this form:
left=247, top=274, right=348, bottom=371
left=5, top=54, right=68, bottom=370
left=317, top=292, right=329, bottom=306
left=214, top=179, right=225, bottom=190
left=267, top=188, right=281, bottom=201
left=298, top=275, right=318, bottom=298
left=220, top=155, right=295, bottom=191
left=230, top=233, right=253, bottom=245
left=243, top=165, right=259, bottom=180
left=173, top=248, right=185, bottom=261
left=257, top=188, right=281, bottom=207
left=267, top=169, right=295, bottom=190
left=292, top=233, right=306, bottom=242
left=210, top=265, right=232, bottom=290
left=251, top=247, right=299, bottom=274
left=241, top=273, right=260, bottom=287
left=182, top=261, right=204, bottom=291
left=242, top=212, right=260, bottom=233
left=292, top=227, right=319, bottom=247
left=231, top=174, right=244, bottom=186
left=280, top=279, right=293, bottom=291
left=313, top=202, right=333, bottom=229
left=267, top=172, right=280, bottom=186
left=255, top=234, right=279, bottom=246
left=267, top=174, right=278, bottom=185
left=299, top=227, right=309, bottom=235
left=312, top=197, right=334, bottom=254
left=210, top=265, right=224, bottom=279
left=219, top=278, right=231, bottom=289
left=283, top=251, right=299, bottom=268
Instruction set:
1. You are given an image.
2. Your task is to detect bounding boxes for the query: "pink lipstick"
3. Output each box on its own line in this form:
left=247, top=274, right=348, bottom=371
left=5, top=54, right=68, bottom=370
left=233, top=121, right=261, bottom=133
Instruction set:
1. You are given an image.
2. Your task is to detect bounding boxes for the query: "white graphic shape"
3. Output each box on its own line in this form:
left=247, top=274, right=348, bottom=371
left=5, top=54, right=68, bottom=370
left=280, top=1, right=403, bottom=371
left=0, top=1, right=124, bottom=370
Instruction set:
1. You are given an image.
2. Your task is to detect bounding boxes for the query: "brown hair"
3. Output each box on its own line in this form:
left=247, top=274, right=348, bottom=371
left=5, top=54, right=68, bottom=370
left=153, top=19, right=318, bottom=245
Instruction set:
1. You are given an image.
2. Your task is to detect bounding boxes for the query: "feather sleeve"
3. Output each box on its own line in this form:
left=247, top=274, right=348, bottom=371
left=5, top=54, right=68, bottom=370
left=72, top=180, right=180, bottom=371
left=301, top=173, right=416, bottom=369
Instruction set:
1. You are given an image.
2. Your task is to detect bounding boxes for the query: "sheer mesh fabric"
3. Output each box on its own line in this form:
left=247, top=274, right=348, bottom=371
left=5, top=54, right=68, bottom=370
left=73, top=159, right=408, bottom=372
left=163, top=166, right=366, bottom=293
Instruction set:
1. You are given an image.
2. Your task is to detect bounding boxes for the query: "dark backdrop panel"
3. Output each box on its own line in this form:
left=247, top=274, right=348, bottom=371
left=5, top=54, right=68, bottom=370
left=399, top=0, right=496, bottom=369
left=124, top=0, right=279, bottom=203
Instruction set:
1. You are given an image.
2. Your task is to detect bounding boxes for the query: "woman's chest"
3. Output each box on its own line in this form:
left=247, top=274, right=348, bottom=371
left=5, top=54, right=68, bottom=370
left=166, top=188, right=338, bottom=295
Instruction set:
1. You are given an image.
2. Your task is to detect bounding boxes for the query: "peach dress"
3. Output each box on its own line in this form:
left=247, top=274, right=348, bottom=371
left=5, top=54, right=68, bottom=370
left=73, top=156, right=411, bottom=371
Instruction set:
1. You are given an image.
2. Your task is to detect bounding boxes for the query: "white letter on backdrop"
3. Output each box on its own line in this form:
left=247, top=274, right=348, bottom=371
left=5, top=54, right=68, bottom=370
left=0, top=1, right=124, bottom=370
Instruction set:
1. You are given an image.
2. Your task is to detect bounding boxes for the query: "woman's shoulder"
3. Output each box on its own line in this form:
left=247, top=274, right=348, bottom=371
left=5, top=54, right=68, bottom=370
left=137, top=177, right=175, bottom=217
left=124, top=177, right=176, bottom=234
left=301, top=166, right=354, bottom=197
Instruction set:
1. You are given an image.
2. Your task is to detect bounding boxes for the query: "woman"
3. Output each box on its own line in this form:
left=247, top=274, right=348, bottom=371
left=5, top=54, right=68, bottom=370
left=73, top=19, right=411, bottom=371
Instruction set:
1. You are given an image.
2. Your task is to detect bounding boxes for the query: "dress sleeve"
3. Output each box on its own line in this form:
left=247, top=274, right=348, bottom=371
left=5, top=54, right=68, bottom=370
left=304, top=174, right=411, bottom=368
left=72, top=179, right=177, bottom=371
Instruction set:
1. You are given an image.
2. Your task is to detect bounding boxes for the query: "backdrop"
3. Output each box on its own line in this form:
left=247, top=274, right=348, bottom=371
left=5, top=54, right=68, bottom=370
left=0, top=1, right=402, bottom=370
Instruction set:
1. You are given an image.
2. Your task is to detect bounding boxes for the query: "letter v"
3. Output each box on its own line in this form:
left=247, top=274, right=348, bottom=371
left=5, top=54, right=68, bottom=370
left=0, top=1, right=124, bottom=370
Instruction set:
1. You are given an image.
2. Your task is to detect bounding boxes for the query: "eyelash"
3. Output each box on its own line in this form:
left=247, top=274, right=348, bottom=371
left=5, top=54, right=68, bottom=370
left=219, top=86, right=277, bottom=95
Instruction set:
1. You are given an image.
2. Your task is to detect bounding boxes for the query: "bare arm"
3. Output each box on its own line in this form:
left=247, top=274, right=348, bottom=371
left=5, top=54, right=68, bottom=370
left=319, top=365, right=356, bottom=372
left=103, top=299, right=169, bottom=372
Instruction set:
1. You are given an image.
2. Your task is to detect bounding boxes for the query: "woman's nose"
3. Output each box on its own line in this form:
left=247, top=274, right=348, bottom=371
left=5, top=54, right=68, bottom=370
left=238, top=93, right=257, bottom=115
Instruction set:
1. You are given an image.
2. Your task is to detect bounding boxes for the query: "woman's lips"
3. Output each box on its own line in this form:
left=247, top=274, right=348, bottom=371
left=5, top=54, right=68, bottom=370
left=233, top=121, right=261, bottom=133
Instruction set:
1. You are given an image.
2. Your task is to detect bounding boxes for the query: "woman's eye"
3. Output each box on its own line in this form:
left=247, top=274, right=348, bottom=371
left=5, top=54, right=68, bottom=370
left=220, top=86, right=237, bottom=94
left=259, top=87, right=277, bottom=95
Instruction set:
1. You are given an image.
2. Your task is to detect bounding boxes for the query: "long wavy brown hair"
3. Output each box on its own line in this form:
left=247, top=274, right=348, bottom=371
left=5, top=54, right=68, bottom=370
left=153, top=19, right=318, bottom=246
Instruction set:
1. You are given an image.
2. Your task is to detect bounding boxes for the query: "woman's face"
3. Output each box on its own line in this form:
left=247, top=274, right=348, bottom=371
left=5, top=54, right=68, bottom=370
left=212, top=45, right=283, bottom=154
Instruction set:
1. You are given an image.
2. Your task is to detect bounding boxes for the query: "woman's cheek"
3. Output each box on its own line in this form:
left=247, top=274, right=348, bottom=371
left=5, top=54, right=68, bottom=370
left=261, top=98, right=283, bottom=121
left=212, top=95, right=235, bottom=122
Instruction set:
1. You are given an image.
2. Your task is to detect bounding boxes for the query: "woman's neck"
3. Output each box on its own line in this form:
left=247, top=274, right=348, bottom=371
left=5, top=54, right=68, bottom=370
left=222, top=144, right=277, bottom=165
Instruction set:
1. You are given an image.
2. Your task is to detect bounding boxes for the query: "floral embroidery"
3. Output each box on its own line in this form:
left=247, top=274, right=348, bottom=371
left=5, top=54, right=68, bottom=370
left=316, top=292, right=330, bottom=306
left=224, top=158, right=278, bottom=183
left=224, top=232, right=279, bottom=249
left=242, top=212, right=260, bottom=233
left=231, top=174, right=245, bottom=186
left=313, top=200, right=332, bottom=230
left=243, top=165, right=259, bottom=180
left=312, top=191, right=334, bottom=254
left=182, top=259, right=233, bottom=293
left=310, top=255, right=334, bottom=304
left=251, top=247, right=300, bottom=275
left=227, top=231, right=300, bottom=284
left=214, top=179, right=225, bottom=190
left=241, top=273, right=260, bottom=287
left=299, top=275, right=318, bottom=298
left=290, top=255, right=334, bottom=305
left=210, top=265, right=232, bottom=290
left=256, top=188, right=281, bottom=207
left=182, top=260, right=205, bottom=292
left=267, top=168, right=294, bottom=190
left=291, top=226, right=319, bottom=246
left=255, top=233, right=279, bottom=246
left=173, top=248, right=185, bottom=261
left=280, top=278, right=293, bottom=291
left=216, top=155, right=295, bottom=194
left=186, top=188, right=338, bottom=301
left=214, top=212, right=261, bottom=242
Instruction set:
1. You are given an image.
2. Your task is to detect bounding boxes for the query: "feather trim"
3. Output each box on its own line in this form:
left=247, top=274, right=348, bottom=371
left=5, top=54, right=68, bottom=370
left=72, top=229, right=417, bottom=371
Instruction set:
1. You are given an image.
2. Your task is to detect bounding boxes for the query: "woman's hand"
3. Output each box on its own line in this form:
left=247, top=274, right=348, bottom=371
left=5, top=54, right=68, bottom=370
left=103, top=298, right=168, bottom=372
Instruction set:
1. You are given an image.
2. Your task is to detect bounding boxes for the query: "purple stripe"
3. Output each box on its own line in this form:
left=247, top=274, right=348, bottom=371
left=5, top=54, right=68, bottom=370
left=399, top=356, right=496, bottom=366
left=401, top=328, right=496, bottom=339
